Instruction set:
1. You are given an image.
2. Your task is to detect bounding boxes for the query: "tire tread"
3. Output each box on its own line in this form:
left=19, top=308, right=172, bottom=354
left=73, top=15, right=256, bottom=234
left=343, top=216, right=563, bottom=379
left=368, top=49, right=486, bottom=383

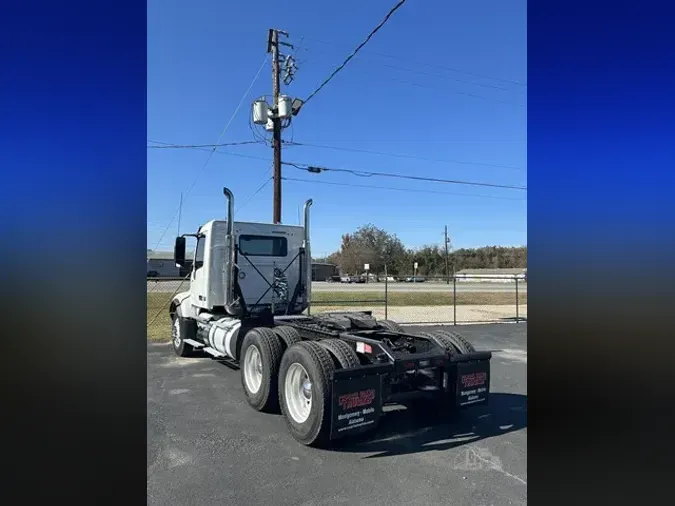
left=317, top=339, right=359, bottom=369
left=241, top=327, right=283, bottom=413
left=279, top=341, right=335, bottom=446
left=272, top=325, right=302, bottom=349
left=171, top=314, right=194, bottom=357
left=435, top=329, right=476, bottom=354
left=418, top=331, right=457, bottom=356
left=378, top=319, right=404, bottom=332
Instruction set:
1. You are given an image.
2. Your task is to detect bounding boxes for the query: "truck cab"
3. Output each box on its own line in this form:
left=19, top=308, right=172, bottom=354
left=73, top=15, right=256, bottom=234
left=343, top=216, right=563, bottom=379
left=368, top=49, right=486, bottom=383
left=172, top=188, right=312, bottom=322
left=187, top=220, right=307, bottom=316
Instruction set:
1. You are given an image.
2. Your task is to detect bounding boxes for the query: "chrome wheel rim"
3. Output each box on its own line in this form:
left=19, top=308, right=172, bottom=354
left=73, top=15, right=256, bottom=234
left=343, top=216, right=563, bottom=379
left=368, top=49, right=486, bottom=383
left=172, top=317, right=181, bottom=348
left=243, top=345, right=263, bottom=394
left=285, top=363, right=312, bottom=424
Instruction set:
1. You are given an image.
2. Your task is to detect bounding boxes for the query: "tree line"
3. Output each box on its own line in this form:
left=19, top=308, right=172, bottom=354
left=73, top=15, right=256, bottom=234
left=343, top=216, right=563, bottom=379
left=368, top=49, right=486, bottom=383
left=313, top=224, right=527, bottom=276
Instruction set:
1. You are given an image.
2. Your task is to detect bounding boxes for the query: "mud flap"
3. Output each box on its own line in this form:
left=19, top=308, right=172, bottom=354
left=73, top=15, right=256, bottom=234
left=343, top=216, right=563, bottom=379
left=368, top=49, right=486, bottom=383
left=450, top=352, right=492, bottom=408
left=329, top=363, right=393, bottom=440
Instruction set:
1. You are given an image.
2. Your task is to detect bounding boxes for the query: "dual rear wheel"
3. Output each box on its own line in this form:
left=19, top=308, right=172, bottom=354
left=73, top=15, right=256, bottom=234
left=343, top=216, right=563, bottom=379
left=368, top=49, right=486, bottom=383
left=239, top=323, right=478, bottom=445
left=240, top=327, right=359, bottom=446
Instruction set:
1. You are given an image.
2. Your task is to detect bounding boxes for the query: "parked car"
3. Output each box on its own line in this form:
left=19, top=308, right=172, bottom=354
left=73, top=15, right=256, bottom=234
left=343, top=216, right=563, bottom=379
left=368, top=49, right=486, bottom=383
left=340, top=276, right=352, bottom=283
left=405, top=276, right=426, bottom=282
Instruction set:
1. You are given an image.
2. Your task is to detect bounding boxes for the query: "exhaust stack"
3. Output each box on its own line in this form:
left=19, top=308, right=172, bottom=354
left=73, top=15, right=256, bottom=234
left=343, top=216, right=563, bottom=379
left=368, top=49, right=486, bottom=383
left=223, top=187, right=239, bottom=316
left=303, top=199, right=313, bottom=310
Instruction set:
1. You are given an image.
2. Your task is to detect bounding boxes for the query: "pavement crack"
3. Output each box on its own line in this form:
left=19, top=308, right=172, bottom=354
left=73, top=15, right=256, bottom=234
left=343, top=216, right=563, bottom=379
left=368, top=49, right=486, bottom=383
left=469, top=447, right=527, bottom=486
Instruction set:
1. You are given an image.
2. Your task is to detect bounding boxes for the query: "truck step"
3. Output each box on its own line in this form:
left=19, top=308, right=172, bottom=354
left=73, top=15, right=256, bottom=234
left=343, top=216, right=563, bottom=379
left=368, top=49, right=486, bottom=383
left=184, top=339, right=204, bottom=348
left=202, top=346, right=225, bottom=358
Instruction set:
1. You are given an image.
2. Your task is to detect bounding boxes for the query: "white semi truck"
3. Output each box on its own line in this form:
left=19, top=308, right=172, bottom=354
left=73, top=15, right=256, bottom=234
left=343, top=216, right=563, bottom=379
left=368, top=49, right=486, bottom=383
left=169, top=187, right=492, bottom=447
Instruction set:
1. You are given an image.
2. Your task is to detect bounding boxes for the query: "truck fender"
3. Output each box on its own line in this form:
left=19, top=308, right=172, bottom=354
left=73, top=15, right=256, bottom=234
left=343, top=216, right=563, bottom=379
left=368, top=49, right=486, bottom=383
left=170, top=292, right=195, bottom=319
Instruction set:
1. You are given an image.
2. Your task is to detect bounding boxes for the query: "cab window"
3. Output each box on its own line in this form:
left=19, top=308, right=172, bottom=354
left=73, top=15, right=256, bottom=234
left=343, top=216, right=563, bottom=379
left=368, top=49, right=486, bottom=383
left=194, top=237, right=204, bottom=269
left=238, top=235, right=287, bottom=257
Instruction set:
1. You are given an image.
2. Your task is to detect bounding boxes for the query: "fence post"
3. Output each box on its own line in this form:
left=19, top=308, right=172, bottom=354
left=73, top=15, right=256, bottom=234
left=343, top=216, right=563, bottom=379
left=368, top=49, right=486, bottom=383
left=515, top=277, right=519, bottom=323
left=384, top=264, right=388, bottom=321
left=453, top=274, right=457, bottom=326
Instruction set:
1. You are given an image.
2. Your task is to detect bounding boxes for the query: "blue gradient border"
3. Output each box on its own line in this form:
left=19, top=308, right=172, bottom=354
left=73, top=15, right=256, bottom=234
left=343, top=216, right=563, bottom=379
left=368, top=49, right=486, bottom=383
left=529, top=1, right=674, bottom=504
left=1, top=0, right=147, bottom=501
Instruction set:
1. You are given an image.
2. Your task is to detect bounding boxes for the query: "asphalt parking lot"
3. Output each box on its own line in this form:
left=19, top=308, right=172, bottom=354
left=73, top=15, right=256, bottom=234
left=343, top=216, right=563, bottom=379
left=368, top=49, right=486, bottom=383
left=148, top=323, right=527, bottom=506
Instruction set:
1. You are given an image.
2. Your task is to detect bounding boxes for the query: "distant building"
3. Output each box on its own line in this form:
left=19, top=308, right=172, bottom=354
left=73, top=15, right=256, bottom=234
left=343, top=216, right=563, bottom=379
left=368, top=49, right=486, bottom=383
left=147, top=250, right=193, bottom=278
left=311, top=262, right=338, bottom=281
left=455, top=267, right=526, bottom=282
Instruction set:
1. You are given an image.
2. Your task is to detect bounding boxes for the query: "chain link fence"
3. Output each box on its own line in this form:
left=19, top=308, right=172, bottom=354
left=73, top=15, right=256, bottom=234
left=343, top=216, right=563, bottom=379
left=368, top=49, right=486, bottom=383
left=147, top=274, right=526, bottom=340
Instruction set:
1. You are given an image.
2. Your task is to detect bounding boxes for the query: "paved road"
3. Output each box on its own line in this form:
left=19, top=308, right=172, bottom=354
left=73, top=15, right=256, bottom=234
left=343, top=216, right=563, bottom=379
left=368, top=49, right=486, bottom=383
left=148, top=280, right=526, bottom=294
left=148, top=323, right=527, bottom=505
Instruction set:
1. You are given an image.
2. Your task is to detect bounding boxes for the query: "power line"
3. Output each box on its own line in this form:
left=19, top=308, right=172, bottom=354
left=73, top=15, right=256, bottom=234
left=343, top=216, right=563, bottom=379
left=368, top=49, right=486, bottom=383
left=297, top=34, right=527, bottom=87
left=282, top=176, right=527, bottom=201
left=291, top=53, right=527, bottom=108
left=149, top=139, right=525, bottom=171
left=149, top=141, right=527, bottom=190
left=150, top=55, right=269, bottom=250
left=148, top=141, right=213, bottom=153
left=146, top=141, right=273, bottom=161
left=378, top=62, right=518, bottom=92
left=283, top=161, right=527, bottom=191
left=215, top=150, right=272, bottom=162
left=378, top=74, right=526, bottom=107
left=283, top=141, right=525, bottom=171
left=303, top=0, right=409, bottom=105
left=148, top=140, right=261, bottom=149
left=299, top=52, right=521, bottom=93
left=236, top=166, right=274, bottom=214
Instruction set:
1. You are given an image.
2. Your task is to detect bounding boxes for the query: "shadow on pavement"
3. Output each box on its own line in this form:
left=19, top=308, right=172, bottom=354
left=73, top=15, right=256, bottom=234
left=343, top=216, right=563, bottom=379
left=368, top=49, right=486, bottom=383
left=329, top=392, right=527, bottom=459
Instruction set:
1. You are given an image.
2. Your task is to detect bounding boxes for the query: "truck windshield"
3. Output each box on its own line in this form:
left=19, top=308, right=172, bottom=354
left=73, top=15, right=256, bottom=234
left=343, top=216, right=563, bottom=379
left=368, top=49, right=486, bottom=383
left=239, top=235, right=288, bottom=257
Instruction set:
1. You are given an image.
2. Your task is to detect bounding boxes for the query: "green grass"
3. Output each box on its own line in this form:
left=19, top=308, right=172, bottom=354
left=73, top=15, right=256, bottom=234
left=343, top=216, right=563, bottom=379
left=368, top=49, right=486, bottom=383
left=311, top=291, right=526, bottom=307
left=147, top=292, right=173, bottom=341
left=147, top=290, right=526, bottom=341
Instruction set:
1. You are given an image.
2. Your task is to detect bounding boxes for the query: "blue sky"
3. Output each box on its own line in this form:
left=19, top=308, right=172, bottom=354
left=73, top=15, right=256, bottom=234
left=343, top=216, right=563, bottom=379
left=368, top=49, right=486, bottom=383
left=147, top=0, right=527, bottom=258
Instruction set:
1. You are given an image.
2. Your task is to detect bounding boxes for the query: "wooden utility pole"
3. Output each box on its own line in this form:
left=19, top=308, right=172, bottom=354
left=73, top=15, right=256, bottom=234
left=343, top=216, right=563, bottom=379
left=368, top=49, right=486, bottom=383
left=444, top=225, right=450, bottom=284
left=268, top=29, right=282, bottom=224
left=177, top=192, right=183, bottom=236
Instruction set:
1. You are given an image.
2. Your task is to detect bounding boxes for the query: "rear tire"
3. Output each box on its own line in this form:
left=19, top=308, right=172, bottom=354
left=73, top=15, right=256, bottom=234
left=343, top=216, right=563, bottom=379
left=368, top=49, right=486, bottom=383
left=240, top=327, right=283, bottom=413
left=272, top=325, right=302, bottom=350
left=434, top=329, right=476, bottom=354
left=317, top=339, right=359, bottom=369
left=171, top=313, right=194, bottom=357
left=378, top=319, right=403, bottom=332
left=279, top=341, right=335, bottom=446
left=418, top=331, right=457, bottom=356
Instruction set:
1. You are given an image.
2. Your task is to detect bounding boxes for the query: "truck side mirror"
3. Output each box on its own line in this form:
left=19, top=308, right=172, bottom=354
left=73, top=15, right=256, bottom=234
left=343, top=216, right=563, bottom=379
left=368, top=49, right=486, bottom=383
left=174, top=236, right=186, bottom=267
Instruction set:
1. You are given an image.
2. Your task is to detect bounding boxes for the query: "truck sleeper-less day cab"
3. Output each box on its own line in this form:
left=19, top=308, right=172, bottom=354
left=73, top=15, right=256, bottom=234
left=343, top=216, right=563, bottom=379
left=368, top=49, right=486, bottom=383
left=169, top=187, right=492, bottom=447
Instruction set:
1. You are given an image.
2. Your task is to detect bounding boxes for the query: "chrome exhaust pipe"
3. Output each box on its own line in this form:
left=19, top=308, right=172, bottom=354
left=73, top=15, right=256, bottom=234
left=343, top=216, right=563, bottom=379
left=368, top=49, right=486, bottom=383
left=303, top=199, right=313, bottom=311
left=223, top=187, right=239, bottom=315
